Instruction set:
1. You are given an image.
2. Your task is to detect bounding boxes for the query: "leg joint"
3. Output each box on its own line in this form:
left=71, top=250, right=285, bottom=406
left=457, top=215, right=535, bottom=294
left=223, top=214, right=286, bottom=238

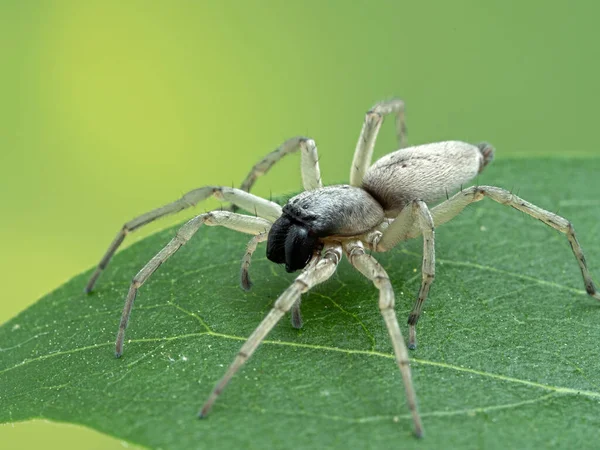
left=294, top=279, right=310, bottom=293
left=461, top=186, right=486, bottom=200
left=586, top=281, right=596, bottom=296
left=378, top=300, right=395, bottom=312
left=407, top=313, right=419, bottom=326
left=374, top=274, right=391, bottom=286
left=398, top=359, right=410, bottom=368
left=377, top=287, right=395, bottom=311
left=212, top=187, right=225, bottom=201
left=347, top=245, right=366, bottom=262
left=299, top=138, right=316, bottom=149
left=423, top=272, right=435, bottom=282
left=365, top=110, right=383, bottom=124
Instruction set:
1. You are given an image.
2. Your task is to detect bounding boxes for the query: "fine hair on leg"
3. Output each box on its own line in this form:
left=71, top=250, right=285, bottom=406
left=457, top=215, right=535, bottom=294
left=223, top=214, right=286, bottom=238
left=431, top=185, right=600, bottom=300
left=374, top=200, right=436, bottom=350
left=115, top=212, right=272, bottom=357
left=240, top=232, right=308, bottom=329
left=344, top=240, right=423, bottom=438
left=239, top=136, right=323, bottom=193
left=350, top=98, right=406, bottom=187
left=289, top=250, right=322, bottom=330
left=239, top=233, right=320, bottom=329
left=405, top=201, right=435, bottom=349
left=199, top=244, right=342, bottom=418
left=85, top=186, right=281, bottom=294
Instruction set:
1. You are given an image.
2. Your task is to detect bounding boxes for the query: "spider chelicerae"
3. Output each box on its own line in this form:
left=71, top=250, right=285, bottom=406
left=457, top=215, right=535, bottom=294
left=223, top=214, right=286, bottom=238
left=85, top=98, right=599, bottom=438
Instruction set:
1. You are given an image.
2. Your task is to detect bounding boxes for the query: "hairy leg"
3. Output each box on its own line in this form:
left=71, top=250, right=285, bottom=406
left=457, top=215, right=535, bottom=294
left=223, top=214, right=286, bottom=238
left=115, top=212, right=272, bottom=357
left=239, top=137, right=323, bottom=193
left=199, top=244, right=342, bottom=418
left=350, top=98, right=406, bottom=186
left=85, top=186, right=281, bottom=293
left=374, top=201, right=436, bottom=349
left=344, top=240, right=423, bottom=438
left=240, top=231, right=310, bottom=329
left=431, top=185, right=600, bottom=300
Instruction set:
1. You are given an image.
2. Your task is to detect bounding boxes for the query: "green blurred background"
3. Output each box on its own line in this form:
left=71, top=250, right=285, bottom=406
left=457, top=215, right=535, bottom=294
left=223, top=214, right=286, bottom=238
left=1, top=1, right=598, bottom=448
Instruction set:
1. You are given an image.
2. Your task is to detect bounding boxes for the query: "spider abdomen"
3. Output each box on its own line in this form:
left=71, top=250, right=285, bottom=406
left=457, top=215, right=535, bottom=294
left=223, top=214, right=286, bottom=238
left=362, top=141, right=491, bottom=216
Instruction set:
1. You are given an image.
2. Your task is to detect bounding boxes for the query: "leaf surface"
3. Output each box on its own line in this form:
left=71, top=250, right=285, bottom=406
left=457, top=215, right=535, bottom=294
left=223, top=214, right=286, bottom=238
left=1, top=159, right=600, bottom=450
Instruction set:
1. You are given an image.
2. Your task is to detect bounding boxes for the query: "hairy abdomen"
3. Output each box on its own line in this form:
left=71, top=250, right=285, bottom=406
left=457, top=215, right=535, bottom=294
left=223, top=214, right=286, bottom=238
left=362, top=141, right=491, bottom=216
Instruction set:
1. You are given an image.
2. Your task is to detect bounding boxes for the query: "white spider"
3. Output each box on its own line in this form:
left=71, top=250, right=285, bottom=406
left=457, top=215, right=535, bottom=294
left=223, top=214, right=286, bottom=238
left=85, top=98, right=599, bottom=438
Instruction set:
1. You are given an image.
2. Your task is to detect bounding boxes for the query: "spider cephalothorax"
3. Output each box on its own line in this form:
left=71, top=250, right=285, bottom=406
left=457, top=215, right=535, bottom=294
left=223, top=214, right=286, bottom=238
left=85, top=98, right=599, bottom=438
left=267, top=186, right=384, bottom=272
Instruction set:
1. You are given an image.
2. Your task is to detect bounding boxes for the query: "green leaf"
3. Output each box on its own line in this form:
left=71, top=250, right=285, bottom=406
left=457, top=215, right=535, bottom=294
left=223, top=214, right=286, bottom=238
left=1, top=159, right=600, bottom=450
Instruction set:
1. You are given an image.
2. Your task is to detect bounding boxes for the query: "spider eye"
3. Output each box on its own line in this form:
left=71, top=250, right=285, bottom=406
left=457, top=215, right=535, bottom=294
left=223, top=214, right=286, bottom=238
left=266, top=215, right=291, bottom=264
left=284, top=224, right=318, bottom=273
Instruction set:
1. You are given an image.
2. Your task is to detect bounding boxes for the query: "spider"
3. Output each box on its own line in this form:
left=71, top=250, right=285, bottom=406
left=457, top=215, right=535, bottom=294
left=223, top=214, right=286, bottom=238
left=85, top=98, right=599, bottom=438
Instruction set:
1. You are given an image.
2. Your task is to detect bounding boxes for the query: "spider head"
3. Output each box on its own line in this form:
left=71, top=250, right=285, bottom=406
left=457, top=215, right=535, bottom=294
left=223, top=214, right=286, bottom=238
left=266, top=214, right=320, bottom=272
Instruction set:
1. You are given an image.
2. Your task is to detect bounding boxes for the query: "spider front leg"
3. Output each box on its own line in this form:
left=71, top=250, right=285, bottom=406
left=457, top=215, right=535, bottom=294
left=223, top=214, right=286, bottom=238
left=199, top=244, right=342, bottom=419
left=239, top=136, right=323, bottom=193
left=240, top=227, right=323, bottom=292
left=240, top=222, right=325, bottom=330
left=85, top=186, right=281, bottom=293
left=240, top=232, right=304, bottom=328
left=431, top=185, right=600, bottom=300
left=350, top=98, right=406, bottom=186
left=115, top=212, right=272, bottom=357
left=374, top=200, right=436, bottom=350
left=344, top=240, right=423, bottom=438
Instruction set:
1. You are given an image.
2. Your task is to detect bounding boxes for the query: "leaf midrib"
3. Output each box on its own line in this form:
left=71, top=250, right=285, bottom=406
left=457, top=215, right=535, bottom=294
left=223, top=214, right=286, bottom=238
left=2, top=323, right=598, bottom=402
left=2, top=234, right=596, bottom=393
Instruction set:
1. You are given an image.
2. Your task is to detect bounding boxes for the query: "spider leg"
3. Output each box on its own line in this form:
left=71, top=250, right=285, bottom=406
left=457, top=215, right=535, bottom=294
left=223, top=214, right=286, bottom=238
left=375, top=202, right=418, bottom=251
left=239, top=136, right=323, bottom=193
left=199, top=244, right=342, bottom=418
left=290, top=299, right=303, bottom=329
left=240, top=231, right=269, bottom=291
left=85, top=186, right=281, bottom=293
left=373, top=201, right=436, bottom=350
left=289, top=250, right=323, bottom=329
left=115, top=212, right=272, bottom=357
left=350, top=98, right=406, bottom=186
left=344, top=240, right=423, bottom=438
left=431, top=186, right=600, bottom=301
left=240, top=232, right=315, bottom=329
